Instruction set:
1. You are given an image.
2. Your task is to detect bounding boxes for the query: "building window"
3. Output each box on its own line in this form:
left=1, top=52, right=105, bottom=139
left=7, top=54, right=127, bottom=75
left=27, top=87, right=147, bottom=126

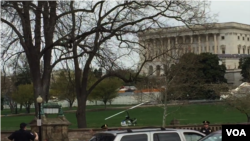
left=222, top=48, right=225, bottom=54
left=238, top=36, right=240, bottom=40
left=243, top=37, right=245, bottom=40
left=238, top=48, right=241, bottom=54
left=243, top=48, right=245, bottom=54
left=148, top=66, right=153, bottom=75
left=221, top=36, right=225, bottom=40
left=151, top=48, right=154, bottom=58
left=248, top=38, right=249, bottom=41
left=248, top=48, right=250, bottom=54
left=156, top=65, right=161, bottom=76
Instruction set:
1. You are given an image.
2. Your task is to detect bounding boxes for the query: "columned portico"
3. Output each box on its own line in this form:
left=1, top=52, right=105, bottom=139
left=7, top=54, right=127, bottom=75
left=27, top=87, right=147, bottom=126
left=214, top=34, right=218, bottom=54
left=138, top=22, right=250, bottom=86
left=206, top=34, right=209, bottom=52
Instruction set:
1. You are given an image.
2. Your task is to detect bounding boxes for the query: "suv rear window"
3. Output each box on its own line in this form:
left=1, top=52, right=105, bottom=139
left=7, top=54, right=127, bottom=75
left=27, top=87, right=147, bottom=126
left=184, top=133, right=204, bottom=141
left=89, top=134, right=115, bottom=141
left=153, top=133, right=181, bottom=141
left=121, top=134, right=148, bottom=141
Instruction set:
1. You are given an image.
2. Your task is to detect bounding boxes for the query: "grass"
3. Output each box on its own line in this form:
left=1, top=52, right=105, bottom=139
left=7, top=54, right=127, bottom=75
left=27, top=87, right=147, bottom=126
left=1, top=103, right=247, bottom=131
left=0, top=104, right=130, bottom=115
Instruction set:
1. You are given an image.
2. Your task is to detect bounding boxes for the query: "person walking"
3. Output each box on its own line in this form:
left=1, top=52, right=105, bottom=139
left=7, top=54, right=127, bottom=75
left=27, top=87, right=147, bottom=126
left=8, top=122, right=38, bottom=141
left=200, top=120, right=213, bottom=135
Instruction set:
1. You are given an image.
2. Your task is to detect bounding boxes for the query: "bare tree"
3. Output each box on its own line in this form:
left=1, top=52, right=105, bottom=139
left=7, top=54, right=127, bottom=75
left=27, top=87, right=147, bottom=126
left=221, top=82, right=250, bottom=122
left=69, top=1, right=216, bottom=128
left=135, top=51, right=202, bottom=127
left=1, top=1, right=215, bottom=127
left=136, top=51, right=228, bottom=127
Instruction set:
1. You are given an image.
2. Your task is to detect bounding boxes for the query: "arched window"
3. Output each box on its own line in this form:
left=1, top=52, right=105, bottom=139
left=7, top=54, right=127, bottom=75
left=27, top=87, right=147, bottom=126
left=220, top=45, right=226, bottom=54
left=238, top=45, right=241, bottom=54
left=148, top=66, right=153, bottom=75
left=156, top=65, right=161, bottom=76
left=243, top=46, right=246, bottom=54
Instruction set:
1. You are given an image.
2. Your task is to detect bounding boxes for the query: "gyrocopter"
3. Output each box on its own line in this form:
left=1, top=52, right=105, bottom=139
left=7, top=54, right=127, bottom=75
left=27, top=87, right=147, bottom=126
left=105, top=101, right=150, bottom=126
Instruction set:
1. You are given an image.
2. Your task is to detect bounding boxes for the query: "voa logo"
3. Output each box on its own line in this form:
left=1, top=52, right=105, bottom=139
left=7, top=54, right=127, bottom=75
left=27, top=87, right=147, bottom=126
left=226, top=129, right=246, bottom=136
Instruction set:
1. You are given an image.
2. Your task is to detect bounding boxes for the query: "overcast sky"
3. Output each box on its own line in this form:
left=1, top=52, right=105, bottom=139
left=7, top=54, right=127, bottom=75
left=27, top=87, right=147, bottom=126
left=210, top=0, right=250, bottom=25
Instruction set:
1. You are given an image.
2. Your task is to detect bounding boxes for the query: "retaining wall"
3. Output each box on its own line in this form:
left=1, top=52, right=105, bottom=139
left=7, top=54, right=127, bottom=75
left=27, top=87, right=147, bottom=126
left=1, top=124, right=223, bottom=141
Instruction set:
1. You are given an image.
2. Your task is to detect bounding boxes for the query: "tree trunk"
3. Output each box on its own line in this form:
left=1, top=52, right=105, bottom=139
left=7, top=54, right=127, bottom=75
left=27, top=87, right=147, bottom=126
left=247, top=116, right=250, bottom=122
left=162, top=90, right=168, bottom=127
left=30, top=60, right=52, bottom=116
left=76, top=94, right=87, bottom=128
left=15, top=103, right=18, bottom=114
left=19, top=104, right=23, bottom=111
left=32, top=78, right=45, bottom=117
left=69, top=100, right=74, bottom=109
left=9, top=102, right=15, bottom=113
left=27, top=104, right=30, bottom=113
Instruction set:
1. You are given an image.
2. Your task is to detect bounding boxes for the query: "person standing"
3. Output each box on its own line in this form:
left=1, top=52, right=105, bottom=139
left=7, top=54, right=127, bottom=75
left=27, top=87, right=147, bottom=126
left=200, top=120, right=213, bottom=135
left=8, top=122, right=38, bottom=141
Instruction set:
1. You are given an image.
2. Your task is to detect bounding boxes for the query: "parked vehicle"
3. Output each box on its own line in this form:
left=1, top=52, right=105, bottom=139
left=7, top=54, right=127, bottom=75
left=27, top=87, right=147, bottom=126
left=119, top=86, right=137, bottom=92
left=89, top=128, right=205, bottom=141
left=198, top=130, right=222, bottom=141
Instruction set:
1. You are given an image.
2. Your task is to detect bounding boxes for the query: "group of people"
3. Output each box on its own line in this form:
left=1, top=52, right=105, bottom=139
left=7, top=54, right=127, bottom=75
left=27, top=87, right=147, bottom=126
left=8, top=120, right=212, bottom=140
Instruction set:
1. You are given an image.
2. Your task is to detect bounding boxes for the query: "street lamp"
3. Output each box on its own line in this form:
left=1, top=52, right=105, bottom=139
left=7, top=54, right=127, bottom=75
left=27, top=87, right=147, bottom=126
left=36, top=95, right=43, bottom=141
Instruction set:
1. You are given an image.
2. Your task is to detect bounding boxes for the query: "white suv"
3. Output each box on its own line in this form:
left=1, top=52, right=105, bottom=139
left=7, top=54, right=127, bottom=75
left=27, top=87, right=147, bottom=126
left=89, top=128, right=206, bottom=141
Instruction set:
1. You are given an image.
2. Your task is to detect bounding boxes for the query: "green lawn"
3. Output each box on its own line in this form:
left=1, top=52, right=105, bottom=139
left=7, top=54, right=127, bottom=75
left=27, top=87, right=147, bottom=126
left=0, top=104, right=130, bottom=115
left=1, top=103, right=247, bottom=131
left=0, top=105, right=133, bottom=115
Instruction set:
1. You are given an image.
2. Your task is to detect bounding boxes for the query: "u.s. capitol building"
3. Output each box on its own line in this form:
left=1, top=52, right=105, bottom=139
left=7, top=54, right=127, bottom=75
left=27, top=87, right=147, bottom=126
left=138, top=22, right=250, bottom=86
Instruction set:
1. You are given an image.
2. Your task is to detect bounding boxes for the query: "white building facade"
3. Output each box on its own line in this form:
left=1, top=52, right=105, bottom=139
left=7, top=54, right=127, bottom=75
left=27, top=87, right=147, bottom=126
left=138, top=22, right=250, bottom=86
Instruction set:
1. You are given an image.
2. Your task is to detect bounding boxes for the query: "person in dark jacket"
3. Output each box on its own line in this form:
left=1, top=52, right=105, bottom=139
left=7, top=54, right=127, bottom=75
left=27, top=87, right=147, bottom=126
left=200, top=120, right=213, bottom=135
left=8, top=122, right=38, bottom=141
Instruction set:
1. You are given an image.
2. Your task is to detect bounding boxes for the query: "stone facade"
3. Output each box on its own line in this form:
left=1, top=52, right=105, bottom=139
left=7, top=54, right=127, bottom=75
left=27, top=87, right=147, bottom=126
left=29, top=115, right=71, bottom=141
left=138, top=22, right=250, bottom=86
